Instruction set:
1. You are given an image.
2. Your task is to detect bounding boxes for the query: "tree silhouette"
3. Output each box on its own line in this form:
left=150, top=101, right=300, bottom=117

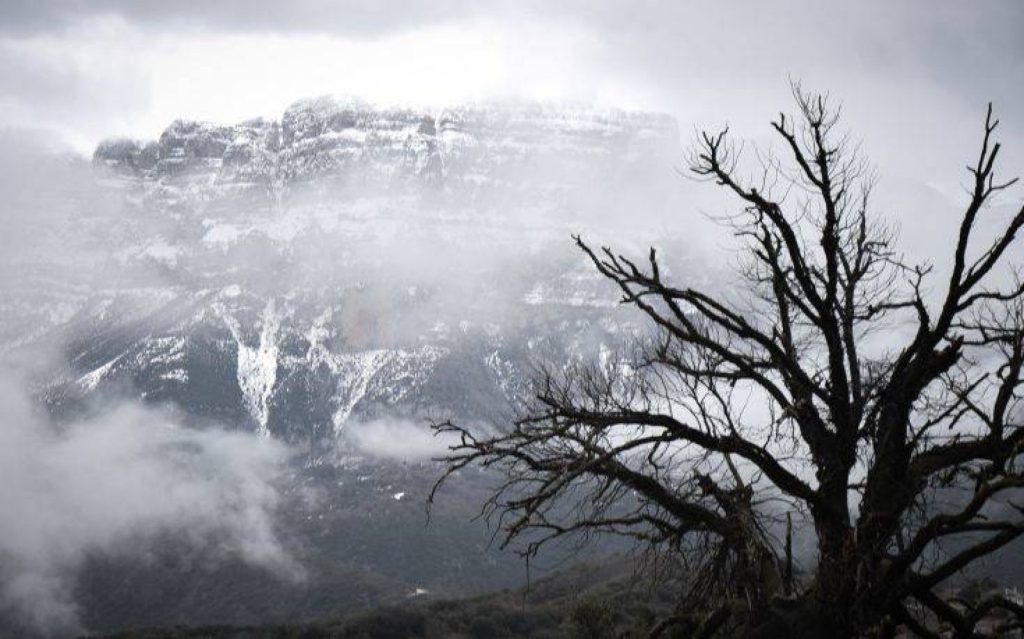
left=432, top=85, right=1024, bottom=638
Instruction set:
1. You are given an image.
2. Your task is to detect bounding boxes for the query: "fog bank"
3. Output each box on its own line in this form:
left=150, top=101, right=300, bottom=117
left=0, top=375, right=296, bottom=636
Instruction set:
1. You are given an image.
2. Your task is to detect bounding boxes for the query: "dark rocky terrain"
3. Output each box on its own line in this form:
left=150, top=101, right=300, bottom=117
left=90, top=556, right=682, bottom=639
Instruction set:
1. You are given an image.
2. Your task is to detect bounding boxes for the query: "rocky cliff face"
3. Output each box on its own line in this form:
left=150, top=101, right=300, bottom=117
left=94, top=97, right=677, bottom=190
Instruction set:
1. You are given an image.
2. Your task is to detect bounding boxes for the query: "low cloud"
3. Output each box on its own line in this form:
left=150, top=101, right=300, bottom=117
left=0, top=375, right=297, bottom=636
left=345, top=418, right=453, bottom=460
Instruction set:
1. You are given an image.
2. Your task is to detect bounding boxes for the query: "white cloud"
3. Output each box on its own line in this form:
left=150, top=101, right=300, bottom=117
left=0, top=375, right=297, bottom=636
left=0, top=17, right=602, bottom=154
left=345, top=418, right=452, bottom=460
left=0, top=1, right=1020, bottom=195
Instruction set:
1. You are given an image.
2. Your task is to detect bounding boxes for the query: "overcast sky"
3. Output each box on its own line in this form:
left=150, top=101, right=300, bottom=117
left=0, top=0, right=1022, bottom=193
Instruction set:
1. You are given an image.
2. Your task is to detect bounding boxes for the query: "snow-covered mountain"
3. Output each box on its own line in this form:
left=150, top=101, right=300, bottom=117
left=8, top=97, right=681, bottom=453
left=0, top=98, right=684, bottom=633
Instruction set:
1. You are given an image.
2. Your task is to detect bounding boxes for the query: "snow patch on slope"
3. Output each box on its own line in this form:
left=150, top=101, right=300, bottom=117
left=328, top=346, right=447, bottom=434
left=77, top=355, right=123, bottom=392
left=221, top=300, right=281, bottom=436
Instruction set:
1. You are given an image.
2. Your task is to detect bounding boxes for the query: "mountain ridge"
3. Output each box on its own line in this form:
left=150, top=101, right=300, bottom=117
left=92, top=96, right=679, bottom=191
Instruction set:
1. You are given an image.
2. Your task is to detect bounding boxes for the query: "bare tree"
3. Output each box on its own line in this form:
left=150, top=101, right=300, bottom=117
left=431, top=86, right=1024, bottom=638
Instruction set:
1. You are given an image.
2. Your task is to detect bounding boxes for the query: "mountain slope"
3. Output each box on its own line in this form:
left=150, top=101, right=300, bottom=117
left=0, top=98, right=688, bottom=635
